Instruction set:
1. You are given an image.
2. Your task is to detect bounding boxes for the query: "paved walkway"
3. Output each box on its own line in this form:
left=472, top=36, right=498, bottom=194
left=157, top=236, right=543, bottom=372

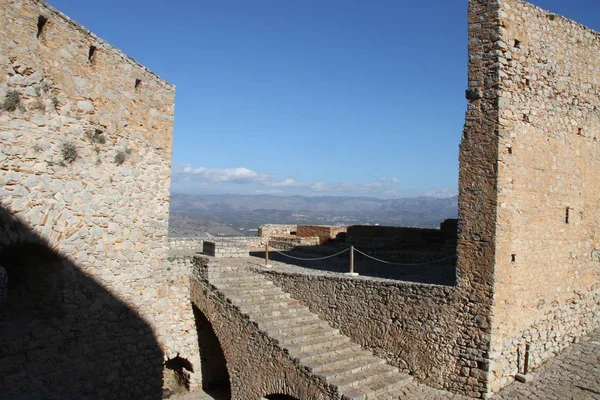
left=172, top=328, right=600, bottom=400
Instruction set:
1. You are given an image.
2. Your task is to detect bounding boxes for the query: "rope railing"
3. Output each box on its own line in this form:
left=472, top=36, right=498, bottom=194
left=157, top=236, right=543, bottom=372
left=270, top=247, right=350, bottom=261
left=263, top=244, right=456, bottom=275
left=353, top=248, right=457, bottom=266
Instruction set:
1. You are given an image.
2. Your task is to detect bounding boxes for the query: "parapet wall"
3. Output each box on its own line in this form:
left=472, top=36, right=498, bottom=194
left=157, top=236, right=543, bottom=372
left=487, top=0, right=600, bottom=391
left=0, top=0, right=199, bottom=397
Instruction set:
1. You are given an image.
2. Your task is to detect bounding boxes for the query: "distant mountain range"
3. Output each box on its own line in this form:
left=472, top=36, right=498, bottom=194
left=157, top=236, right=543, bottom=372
left=169, top=193, right=458, bottom=235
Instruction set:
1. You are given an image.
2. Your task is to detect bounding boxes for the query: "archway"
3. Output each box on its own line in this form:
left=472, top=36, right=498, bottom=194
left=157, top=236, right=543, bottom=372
left=192, top=305, right=231, bottom=400
left=263, top=395, right=301, bottom=400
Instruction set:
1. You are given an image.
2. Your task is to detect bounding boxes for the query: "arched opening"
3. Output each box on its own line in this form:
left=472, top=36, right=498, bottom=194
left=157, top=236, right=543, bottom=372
left=192, top=305, right=231, bottom=399
left=0, top=243, right=65, bottom=319
left=263, top=395, right=301, bottom=400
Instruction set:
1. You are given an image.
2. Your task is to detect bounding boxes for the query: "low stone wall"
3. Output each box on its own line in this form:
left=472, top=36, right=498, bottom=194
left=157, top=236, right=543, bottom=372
left=297, top=225, right=347, bottom=245
left=258, top=268, right=487, bottom=397
left=268, top=236, right=320, bottom=250
left=203, top=241, right=249, bottom=258
left=168, top=236, right=267, bottom=253
left=258, top=224, right=297, bottom=238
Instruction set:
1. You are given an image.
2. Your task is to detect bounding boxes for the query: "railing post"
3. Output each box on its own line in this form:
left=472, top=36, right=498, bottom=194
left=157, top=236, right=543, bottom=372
left=344, top=246, right=358, bottom=276
left=523, top=343, right=530, bottom=374
left=264, top=243, right=271, bottom=268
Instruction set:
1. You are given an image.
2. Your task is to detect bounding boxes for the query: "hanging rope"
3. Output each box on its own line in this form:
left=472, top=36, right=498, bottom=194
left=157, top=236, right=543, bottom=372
left=353, top=247, right=457, bottom=266
left=269, top=247, right=350, bottom=261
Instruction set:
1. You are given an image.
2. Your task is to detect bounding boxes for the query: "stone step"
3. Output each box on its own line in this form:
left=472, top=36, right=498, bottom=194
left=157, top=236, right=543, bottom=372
left=359, top=373, right=413, bottom=399
left=284, top=334, right=350, bottom=354
left=304, top=350, right=381, bottom=374
left=332, top=364, right=399, bottom=393
left=216, top=279, right=273, bottom=288
left=228, top=291, right=292, bottom=304
left=276, top=325, right=340, bottom=345
left=220, top=285, right=281, bottom=296
left=264, top=319, right=332, bottom=336
left=319, top=356, right=386, bottom=382
left=205, top=267, right=413, bottom=400
left=210, top=275, right=266, bottom=284
left=239, top=298, right=303, bottom=312
left=251, top=306, right=307, bottom=319
left=254, top=311, right=319, bottom=328
left=294, top=341, right=364, bottom=364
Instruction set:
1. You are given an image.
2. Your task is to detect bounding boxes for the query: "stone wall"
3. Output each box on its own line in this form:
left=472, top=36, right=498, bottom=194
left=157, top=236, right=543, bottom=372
left=0, top=0, right=199, bottom=397
left=259, top=268, right=487, bottom=397
left=486, top=0, right=600, bottom=392
left=168, top=237, right=206, bottom=252
left=258, top=224, right=297, bottom=238
left=268, top=236, right=320, bottom=251
left=296, top=225, right=346, bottom=245
left=203, top=240, right=249, bottom=258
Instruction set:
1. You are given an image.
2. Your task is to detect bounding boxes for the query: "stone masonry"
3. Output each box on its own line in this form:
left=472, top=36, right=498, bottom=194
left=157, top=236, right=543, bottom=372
left=0, top=0, right=200, bottom=397
left=478, top=0, right=600, bottom=392
left=202, top=240, right=249, bottom=258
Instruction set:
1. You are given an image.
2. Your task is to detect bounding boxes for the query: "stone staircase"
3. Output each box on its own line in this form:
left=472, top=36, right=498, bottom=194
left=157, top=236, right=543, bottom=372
left=206, top=265, right=413, bottom=400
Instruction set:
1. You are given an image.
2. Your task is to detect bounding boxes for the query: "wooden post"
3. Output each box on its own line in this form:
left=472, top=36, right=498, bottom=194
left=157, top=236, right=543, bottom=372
left=265, top=243, right=269, bottom=266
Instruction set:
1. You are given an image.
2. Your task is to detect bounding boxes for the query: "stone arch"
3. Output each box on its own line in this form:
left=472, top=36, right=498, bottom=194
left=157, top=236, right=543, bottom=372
left=191, top=304, right=232, bottom=399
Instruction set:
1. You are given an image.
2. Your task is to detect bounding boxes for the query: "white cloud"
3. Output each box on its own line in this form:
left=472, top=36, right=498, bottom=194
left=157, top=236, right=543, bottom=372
left=423, top=188, right=458, bottom=198
left=180, top=166, right=271, bottom=184
left=172, top=164, right=419, bottom=198
left=268, top=178, right=308, bottom=188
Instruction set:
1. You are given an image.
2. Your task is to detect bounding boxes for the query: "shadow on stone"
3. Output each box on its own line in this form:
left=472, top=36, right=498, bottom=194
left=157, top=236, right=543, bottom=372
left=0, top=205, right=163, bottom=399
left=250, top=247, right=456, bottom=286
left=192, top=305, right=231, bottom=399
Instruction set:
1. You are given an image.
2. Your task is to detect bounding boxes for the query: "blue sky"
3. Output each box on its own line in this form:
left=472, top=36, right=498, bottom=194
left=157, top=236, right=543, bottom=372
left=47, top=0, right=600, bottom=198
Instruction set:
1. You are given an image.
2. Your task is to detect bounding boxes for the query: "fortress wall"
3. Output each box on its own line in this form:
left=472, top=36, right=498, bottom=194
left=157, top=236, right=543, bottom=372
left=488, top=0, right=600, bottom=391
left=0, top=0, right=200, bottom=396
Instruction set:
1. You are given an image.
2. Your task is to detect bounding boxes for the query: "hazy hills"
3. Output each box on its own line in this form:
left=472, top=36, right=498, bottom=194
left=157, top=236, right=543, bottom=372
left=169, top=193, right=458, bottom=236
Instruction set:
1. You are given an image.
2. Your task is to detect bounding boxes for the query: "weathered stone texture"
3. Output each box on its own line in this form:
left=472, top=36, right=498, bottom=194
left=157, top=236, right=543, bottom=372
left=0, top=0, right=199, bottom=396
left=486, top=0, right=600, bottom=392
left=260, top=269, right=488, bottom=398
